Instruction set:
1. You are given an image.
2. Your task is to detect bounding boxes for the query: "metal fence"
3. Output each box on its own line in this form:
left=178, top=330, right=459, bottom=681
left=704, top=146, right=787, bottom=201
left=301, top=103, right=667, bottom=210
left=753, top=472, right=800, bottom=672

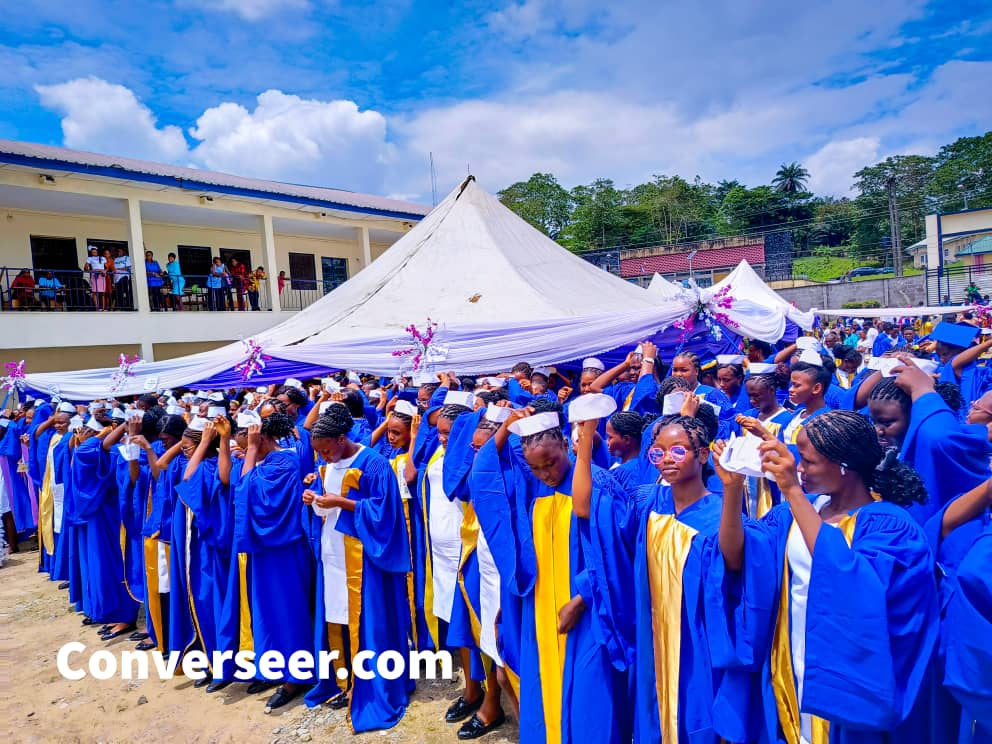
left=925, top=263, right=992, bottom=306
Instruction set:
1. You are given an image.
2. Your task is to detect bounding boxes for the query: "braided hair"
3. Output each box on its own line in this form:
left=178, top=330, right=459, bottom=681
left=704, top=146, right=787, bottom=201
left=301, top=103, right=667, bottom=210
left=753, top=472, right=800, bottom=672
left=867, top=377, right=910, bottom=415
left=311, top=405, right=354, bottom=440
left=792, top=355, right=835, bottom=390
left=652, top=414, right=715, bottom=480
left=520, top=426, right=566, bottom=451
left=261, top=412, right=295, bottom=441
left=529, top=397, right=565, bottom=429
left=803, top=410, right=927, bottom=506
left=748, top=340, right=775, bottom=360
left=439, top=404, right=471, bottom=421
left=609, top=411, right=644, bottom=442
left=934, top=382, right=963, bottom=413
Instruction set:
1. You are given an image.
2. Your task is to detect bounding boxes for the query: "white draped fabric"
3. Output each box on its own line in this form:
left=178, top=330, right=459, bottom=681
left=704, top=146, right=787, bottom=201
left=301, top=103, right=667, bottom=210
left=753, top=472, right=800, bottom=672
left=815, top=304, right=975, bottom=318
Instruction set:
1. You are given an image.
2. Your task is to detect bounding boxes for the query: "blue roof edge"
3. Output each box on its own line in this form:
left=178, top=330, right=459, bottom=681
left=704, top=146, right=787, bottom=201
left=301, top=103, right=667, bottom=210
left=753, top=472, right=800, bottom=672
left=0, top=151, right=427, bottom=222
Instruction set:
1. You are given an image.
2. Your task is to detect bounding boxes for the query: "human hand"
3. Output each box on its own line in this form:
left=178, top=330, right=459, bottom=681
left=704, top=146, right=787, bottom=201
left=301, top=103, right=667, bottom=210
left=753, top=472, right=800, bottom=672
left=758, top=439, right=800, bottom=491
left=557, top=595, right=586, bottom=634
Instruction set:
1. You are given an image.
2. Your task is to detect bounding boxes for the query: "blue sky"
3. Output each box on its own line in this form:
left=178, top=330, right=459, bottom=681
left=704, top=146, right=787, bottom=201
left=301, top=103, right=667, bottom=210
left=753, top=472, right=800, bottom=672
left=2, top=0, right=990, bottom=202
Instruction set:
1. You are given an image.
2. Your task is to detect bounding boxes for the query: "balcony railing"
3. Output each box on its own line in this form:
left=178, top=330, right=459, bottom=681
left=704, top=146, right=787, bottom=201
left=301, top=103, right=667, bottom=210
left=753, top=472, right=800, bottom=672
left=0, top=265, right=350, bottom=313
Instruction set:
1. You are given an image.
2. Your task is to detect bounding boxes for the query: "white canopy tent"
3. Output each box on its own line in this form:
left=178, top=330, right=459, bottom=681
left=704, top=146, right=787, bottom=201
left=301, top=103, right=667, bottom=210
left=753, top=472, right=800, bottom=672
left=814, top=304, right=975, bottom=318
left=644, top=259, right=815, bottom=339
left=22, top=178, right=684, bottom=399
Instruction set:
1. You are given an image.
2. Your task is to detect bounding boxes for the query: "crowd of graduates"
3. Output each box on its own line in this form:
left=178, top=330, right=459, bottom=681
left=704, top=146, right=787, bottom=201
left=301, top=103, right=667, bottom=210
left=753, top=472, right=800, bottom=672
left=1, top=310, right=991, bottom=744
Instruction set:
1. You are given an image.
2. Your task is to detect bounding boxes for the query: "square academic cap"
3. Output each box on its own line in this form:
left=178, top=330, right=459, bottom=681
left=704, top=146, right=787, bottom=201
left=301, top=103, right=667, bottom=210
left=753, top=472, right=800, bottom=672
left=931, top=322, right=979, bottom=348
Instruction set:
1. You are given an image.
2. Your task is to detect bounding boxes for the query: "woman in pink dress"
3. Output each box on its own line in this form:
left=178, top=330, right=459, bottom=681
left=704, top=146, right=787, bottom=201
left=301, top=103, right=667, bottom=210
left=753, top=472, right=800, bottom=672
left=86, top=246, right=107, bottom=310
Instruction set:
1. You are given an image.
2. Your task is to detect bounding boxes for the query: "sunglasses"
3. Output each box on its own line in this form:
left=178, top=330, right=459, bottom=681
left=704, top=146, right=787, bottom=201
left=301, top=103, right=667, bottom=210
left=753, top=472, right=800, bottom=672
left=647, top=445, right=690, bottom=465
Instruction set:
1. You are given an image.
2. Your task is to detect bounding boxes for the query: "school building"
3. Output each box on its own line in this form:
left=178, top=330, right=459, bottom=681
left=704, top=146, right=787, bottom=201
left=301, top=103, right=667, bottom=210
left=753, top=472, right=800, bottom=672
left=0, top=139, right=428, bottom=371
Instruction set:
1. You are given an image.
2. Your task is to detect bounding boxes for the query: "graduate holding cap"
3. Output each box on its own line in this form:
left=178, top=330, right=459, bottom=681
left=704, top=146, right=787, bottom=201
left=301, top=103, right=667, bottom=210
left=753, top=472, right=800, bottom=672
left=469, top=404, right=634, bottom=744
left=931, top=321, right=992, bottom=410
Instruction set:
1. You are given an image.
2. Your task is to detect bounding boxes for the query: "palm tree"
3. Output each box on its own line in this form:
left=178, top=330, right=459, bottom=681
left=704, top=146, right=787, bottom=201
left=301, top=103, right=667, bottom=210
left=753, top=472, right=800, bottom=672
left=773, top=162, right=810, bottom=194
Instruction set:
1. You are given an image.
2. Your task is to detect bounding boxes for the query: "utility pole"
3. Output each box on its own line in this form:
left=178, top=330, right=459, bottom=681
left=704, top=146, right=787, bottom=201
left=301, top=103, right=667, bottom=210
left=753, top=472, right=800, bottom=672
left=886, top=176, right=903, bottom=277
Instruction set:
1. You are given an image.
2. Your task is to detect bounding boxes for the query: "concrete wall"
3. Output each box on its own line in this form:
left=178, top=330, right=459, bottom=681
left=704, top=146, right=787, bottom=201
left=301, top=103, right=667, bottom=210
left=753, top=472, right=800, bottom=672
left=775, top=274, right=927, bottom=310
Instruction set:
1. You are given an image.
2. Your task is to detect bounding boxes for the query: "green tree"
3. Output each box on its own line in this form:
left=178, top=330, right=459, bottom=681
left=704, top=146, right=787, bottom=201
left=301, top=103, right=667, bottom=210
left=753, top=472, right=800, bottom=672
left=772, top=162, right=810, bottom=194
left=623, top=175, right=717, bottom=246
left=563, top=178, right=628, bottom=251
left=716, top=185, right=796, bottom=236
left=928, top=133, right=992, bottom=212
left=497, top=172, right=572, bottom=239
left=809, top=197, right=856, bottom=249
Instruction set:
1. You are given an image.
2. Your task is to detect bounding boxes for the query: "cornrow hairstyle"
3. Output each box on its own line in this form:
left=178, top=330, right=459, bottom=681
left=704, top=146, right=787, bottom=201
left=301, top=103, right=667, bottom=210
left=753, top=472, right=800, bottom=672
left=140, top=410, right=163, bottom=440
left=792, top=355, right=835, bottom=389
left=608, top=411, right=645, bottom=441
left=673, top=351, right=701, bottom=371
left=652, top=414, right=715, bottom=481
left=475, top=390, right=496, bottom=405
left=747, top=371, right=784, bottom=392
left=182, top=425, right=221, bottom=456
left=867, top=377, right=910, bottom=416
left=341, top=388, right=365, bottom=419
left=934, top=382, right=963, bottom=413
left=511, top=362, right=533, bottom=377
left=390, top=407, right=413, bottom=426
left=419, top=383, right=440, bottom=395
left=658, top=375, right=692, bottom=397
left=718, top=363, right=745, bottom=382
left=311, top=405, right=354, bottom=440
left=439, top=404, right=471, bottom=421
left=749, top=340, right=775, bottom=359
left=158, top=414, right=188, bottom=440
left=459, top=377, right=477, bottom=392
left=520, top=426, right=566, bottom=451
left=693, top=404, right=719, bottom=444
left=803, top=410, right=927, bottom=506
left=261, top=412, right=296, bottom=441
left=476, top=417, right=501, bottom=433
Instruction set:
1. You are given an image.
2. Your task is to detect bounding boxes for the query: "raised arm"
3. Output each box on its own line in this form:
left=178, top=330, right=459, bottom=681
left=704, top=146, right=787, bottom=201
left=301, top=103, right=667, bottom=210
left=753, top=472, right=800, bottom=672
left=102, top=421, right=130, bottom=451
left=241, top=423, right=261, bottom=476
left=34, top=414, right=56, bottom=438
left=774, top=343, right=797, bottom=364
left=403, top=413, right=421, bottom=484
left=215, top=416, right=232, bottom=486
left=571, top=419, right=597, bottom=519
left=951, top=338, right=992, bottom=377
left=713, top=439, right=747, bottom=571
left=184, top=421, right=216, bottom=481
left=942, top=477, right=992, bottom=538
left=761, top=438, right=821, bottom=553
left=590, top=353, right=633, bottom=394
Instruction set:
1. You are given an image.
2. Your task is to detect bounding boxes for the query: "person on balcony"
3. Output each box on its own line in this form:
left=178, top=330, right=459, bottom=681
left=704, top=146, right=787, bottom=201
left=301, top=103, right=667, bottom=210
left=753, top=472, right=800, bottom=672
left=113, top=248, right=133, bottom=310
left=37, top=271, right=63, bottom=310
left=166, top=253, right=185, bottom=311
left=229, top=257, right=248, bottom=311
left=247, top=266, right=264, bottom=311
left=10, top=269, right=35, bottom=310
left=207, top=257, right=229, bottom=311
left=85, top=246, right=107, bottom=311
left=145, top=250, right=165, bottom=312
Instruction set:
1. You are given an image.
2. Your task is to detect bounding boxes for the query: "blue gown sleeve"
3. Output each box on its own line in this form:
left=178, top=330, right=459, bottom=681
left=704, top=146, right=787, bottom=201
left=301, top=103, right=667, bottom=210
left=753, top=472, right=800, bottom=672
left=442, top=409, right=484, bottom=502
left=234, top=449, right=305, bottom=552
left=71, top=439, right=115, bottom=520
left=802, top=503, right=939, bottom=731
left=176, top=458, right=226, bottom=546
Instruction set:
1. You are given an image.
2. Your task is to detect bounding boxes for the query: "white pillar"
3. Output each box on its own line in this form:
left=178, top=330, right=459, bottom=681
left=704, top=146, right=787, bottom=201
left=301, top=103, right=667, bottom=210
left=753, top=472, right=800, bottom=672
left=126, top=198, right=155, bottom=361
left=261, top=214, right=281, bottom=312
left=357, top=226, right=372, bottom=269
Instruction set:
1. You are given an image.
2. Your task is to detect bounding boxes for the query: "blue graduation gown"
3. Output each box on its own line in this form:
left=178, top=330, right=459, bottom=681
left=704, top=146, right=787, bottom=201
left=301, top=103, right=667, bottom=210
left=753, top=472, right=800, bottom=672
left=628, top=486, right=723, bottom=744
left=470, top=439, right=634, bottom=744
left=142, top=450, right=184, bottom=652
left=49, top=434, right=73, bottom=583
left=944, top=521, right=992, bottom=740
left=114, top=447, right=146, bottom=605
left=704, top=501, right=939, bottom=744
left=168, top=453, right=200, bottom=659
left=72, top=437, right=140, bottom=624
left=234, top=448, right=314, bottom=684
left=0, top=423, right=34, bottom=534
left=303, top=447, right=411, bottom=731
left=899, top=392, right=991, bottom=525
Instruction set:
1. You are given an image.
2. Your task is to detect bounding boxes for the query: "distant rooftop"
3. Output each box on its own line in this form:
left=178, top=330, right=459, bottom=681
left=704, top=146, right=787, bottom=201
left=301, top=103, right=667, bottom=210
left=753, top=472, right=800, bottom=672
left=956, top=235, right=992, bottom=257
left=0, top=138, right=430, bottom=221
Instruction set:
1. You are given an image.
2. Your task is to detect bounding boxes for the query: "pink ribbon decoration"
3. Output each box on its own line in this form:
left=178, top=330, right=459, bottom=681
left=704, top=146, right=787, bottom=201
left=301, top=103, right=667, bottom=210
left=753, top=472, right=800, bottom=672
left=234, top=337, right=271, bottom=382
left=1, top=360, right=26, bottom=392
left=109, top=353, right=141, bottom=393
left=392, top=319, right=445, bottom=373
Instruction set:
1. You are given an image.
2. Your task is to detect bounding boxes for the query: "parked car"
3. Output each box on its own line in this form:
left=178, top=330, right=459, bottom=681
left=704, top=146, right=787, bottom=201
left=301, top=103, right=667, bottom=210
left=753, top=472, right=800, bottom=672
left=847, top=267, right=886, bottom=278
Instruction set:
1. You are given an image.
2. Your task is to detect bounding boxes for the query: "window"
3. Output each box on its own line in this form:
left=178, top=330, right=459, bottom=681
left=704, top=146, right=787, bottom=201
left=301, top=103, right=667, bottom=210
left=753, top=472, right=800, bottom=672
left=177, top=245, right=212, bottom=283
left=30, top=235, right=78, bottom=273
left=289, top=252, right=317, bottom=290
left=219, top=248, right=252, bottom=271
left=321, top=257, right=348, bottom=294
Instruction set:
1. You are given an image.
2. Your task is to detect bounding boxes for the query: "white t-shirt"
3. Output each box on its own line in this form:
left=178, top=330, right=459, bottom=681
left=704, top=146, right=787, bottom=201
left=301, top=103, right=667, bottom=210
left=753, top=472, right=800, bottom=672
left=86, top=255, right=105, bottom=272
left=114, top=255, right=132, bottom=282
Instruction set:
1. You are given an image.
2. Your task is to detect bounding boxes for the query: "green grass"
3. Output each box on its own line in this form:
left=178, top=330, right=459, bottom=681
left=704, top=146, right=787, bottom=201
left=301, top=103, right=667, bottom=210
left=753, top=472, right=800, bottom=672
left=793, top=256, right=856, bottom=282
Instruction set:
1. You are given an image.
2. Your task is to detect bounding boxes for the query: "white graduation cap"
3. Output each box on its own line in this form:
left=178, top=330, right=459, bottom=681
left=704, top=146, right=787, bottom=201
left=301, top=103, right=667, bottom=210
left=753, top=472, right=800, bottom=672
left=483, top=376, right=506, bottom=388
left=508, top=411, right=560, bottom=437
left=717, top=354, right=745, bottom=365
left=567, top=393, right=617, bottom=423
left=662, top=391, right=686, bottom=415
left=207, top=405, right=227, bottom=418
left=0, top=418, right=10, bottom=428
left=255, top=385, right=268, bottom=394
left=207, top=391, right=225, bottom=402
left=319, top=400, right=346, bottom=414
left=532, top=367, right=551, bottom=378
left=747, top=362, right=778, bottom=375
left=911, top=357, right=939, bottom=375
left=795, top=336, right=819, bottom=351
left=187, top=417, right=208, bottom=432
left=236, top=410, right=262, bottom=428
left=347, top=371, right=361, bottom=384
left=111, top=408, right=126, bottom=421
left=322, top=377, right=341, bottom=391
left=166, top=396, right=178, bottom=406
left=393, top=400, right=418, bottom=418
left=284, top=377, right=304, bottom=390
left=368, top=389, right=382, bottom=400
left=166, top=405, right=184, bottom=416
left=798, top=348, right=823, bottom=366
left=412, top=370, right=437, bottom=386
left=582, top=357, right=606, bottom=372
left=68, top=415, right=83, bottom=432
left=718, top=433, right=767, bottom=479
left=634, top=344, right=644, bottom=355
left=117, top=443, right=141, bottom=462
left=182, top=393, right=195, bottom=402
left=84, top=416, right=104, bottom=433
left=57, top=402, right=76, bottom=414
left=89, top=401, right=107, bottom=411
left=443, top=390, right=475, bottom=409
left=194, top=390, right=209, bottom=400
left=484, top=404, right=512, bottom=424
left=163, top=389, right=173, bottom=397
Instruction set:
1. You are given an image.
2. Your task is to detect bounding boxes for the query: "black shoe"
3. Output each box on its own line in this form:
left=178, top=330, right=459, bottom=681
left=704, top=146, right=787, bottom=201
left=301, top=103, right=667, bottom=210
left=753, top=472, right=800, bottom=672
left=246, top=680, right=278, bottom=695
left=457, top=712, right=507, bottom=740
left=128, top=631, right=149, bottom=641
left=193, top=674, right=213, bottom=688
left=103, top=624, right=137, bottom=641
left=264, top=686, right=300, bottom=713
left=325, top=692, right=349, bottom=710
left=206, top=680, right=231, bottom=694
left=81, top=617, right=97, bottom=626
left=58, top=581, right=69, bottom=590
left=135, top=640, right=156, bottom=651
left=445, top=695, right=483, bottom=724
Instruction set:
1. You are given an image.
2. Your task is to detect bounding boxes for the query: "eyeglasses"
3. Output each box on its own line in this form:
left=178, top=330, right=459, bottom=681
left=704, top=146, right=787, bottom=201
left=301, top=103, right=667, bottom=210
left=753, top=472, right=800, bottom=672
left=648, top=445, right=689, bottom=465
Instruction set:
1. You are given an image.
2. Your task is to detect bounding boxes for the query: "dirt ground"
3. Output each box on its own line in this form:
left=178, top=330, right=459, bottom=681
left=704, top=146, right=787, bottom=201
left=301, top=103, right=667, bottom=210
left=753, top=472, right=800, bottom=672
left=0, top=544, right=519, bottom=744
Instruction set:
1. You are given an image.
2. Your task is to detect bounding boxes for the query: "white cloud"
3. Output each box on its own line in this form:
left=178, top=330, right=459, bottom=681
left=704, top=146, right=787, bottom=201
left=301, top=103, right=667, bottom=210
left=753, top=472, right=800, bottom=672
left=197, top=0, right=309, bottom=21
left=189, top=90, right=394, bottom=192
left=805, top=137, right=882, bottom=196
left=34, top=77, right=189, bottom=163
